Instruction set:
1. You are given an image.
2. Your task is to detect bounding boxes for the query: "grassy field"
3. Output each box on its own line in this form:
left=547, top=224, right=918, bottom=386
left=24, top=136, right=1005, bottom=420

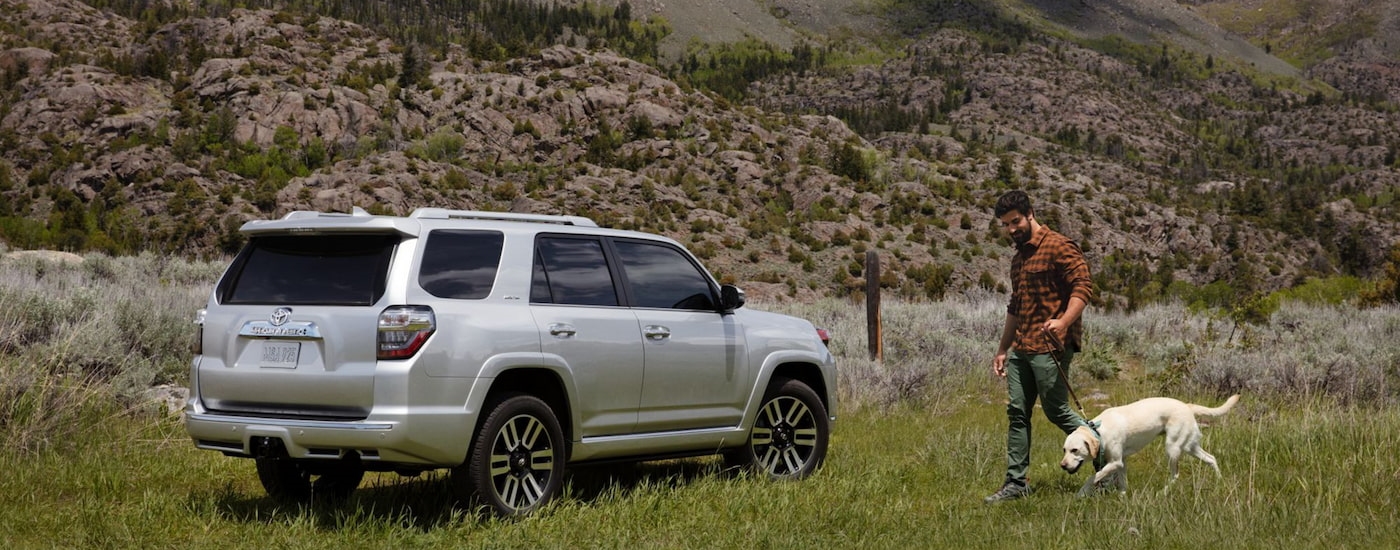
left=3, top=387, right=1397, bottom=548
left=1, top=254, right=1398, bottom=548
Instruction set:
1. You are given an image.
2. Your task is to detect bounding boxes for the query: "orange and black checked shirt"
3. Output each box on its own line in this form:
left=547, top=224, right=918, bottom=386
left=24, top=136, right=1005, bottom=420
left=1007, top=226, right=1094, bottom=354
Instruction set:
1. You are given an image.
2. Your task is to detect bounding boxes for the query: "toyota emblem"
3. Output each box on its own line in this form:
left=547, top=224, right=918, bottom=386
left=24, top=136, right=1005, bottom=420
left=270, top=307, right=293, bottom=326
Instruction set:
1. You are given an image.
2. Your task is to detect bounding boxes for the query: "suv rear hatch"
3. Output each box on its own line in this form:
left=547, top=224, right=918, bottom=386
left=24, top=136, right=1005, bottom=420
left=197, top=233, right=398, bottom=420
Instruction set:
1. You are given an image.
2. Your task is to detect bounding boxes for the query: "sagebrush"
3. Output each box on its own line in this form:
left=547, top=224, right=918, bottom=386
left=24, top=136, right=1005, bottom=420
left=2, top=252, right=1397, bottom=455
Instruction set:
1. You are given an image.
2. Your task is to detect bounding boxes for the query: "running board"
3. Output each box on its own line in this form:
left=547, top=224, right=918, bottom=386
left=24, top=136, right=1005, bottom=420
left=571, top=426, right=748, bottom=462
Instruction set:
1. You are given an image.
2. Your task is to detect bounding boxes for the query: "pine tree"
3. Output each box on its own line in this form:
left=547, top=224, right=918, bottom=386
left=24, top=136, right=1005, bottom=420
left=398, top=44, right=429, bottom=90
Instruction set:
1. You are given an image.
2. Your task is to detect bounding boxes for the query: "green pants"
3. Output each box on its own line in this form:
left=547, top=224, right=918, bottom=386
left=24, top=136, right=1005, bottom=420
left=1003, top=348, right=1086, bottom=484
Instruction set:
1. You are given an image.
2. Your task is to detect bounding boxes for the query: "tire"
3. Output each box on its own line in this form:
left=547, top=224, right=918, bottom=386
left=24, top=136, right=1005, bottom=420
left=312, top=460, right=366, bottom=502
left=255, top=456, right=364, bottom=503
left=256, top=456, right=311, bottom=502
left=455, top=393, right=566, bottom=517
left=734, top=377, right=829, bottom=480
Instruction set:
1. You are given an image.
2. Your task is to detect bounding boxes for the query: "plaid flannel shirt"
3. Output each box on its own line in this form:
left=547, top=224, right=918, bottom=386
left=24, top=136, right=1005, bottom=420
left=1007, top=226, right=1093, bottom=354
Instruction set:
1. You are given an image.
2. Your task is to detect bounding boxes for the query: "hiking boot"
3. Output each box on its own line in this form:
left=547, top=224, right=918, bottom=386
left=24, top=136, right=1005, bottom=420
left=983, top=481, right=1032, bottom=503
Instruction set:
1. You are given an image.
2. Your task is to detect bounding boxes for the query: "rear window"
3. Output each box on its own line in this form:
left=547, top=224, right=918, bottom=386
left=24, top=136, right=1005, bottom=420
left=418, top=229, right=505, bottom=299
left=219, top=234, right=398, bottom=305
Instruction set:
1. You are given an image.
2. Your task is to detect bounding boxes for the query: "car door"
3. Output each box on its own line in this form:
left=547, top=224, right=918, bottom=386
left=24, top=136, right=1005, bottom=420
left=529, top=235, right=643, bottom=437
left=611, top=238, right=748, bottom=432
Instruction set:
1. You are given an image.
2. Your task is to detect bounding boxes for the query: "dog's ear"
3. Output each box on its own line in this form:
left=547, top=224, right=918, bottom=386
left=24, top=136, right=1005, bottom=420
left=1078, top=426, right=1100, bottom=459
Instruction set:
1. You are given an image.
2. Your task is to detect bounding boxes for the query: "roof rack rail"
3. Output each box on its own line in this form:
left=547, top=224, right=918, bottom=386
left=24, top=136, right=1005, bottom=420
left=280, top=207, right=372, bottom=220
left=410, top=208, right=598, bottom=227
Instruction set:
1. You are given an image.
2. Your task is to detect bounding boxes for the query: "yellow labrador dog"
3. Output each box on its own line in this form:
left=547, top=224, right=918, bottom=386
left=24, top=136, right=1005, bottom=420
left=1060, top=395, right=1240, bottom=496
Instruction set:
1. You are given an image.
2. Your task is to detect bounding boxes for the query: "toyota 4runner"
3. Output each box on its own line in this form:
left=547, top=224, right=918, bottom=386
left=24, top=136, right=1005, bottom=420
left=184, top=207, right=836, bottom=516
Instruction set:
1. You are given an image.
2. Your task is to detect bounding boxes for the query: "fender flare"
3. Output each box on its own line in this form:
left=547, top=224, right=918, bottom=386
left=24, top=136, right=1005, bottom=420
left=467, top=352, right=582, bottom=440
left=736, top=349, right=830, bottom=428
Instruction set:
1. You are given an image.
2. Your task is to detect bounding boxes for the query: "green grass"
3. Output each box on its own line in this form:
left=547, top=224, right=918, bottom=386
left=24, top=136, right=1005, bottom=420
left=3, top=383, right=1399, bottom=548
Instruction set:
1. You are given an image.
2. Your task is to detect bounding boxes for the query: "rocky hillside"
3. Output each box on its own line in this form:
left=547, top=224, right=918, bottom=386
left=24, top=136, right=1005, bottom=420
left=0, top=0, right=1397, bottom=307
left=1192, top=0, right=1400, bottom=105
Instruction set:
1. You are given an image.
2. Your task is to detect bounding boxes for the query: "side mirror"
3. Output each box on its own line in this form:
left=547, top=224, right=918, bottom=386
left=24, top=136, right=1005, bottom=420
left=719, top=284, right=746, bottom=312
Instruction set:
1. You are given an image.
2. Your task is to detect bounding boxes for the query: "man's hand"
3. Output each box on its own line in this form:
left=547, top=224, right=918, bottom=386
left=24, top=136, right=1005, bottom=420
left=1042, top=318, right=1067, bottom=346
left=992, top=352, right=1007, bottom=378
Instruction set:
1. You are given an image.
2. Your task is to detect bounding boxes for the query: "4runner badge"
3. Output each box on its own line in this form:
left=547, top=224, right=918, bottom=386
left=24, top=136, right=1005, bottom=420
left=270, top=307, right=293, bottom=326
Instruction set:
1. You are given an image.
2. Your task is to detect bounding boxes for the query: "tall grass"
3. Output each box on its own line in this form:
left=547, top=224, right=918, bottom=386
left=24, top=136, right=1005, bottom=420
left=1, top=252, right=1398, bottom=547
left=0, top=252, right=224, bottom=453
left=768, top=292, right=1400, bottom=412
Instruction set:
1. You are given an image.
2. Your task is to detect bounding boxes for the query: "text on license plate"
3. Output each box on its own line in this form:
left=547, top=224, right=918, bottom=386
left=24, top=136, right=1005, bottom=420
left=260, top=341, right=301, bottom=368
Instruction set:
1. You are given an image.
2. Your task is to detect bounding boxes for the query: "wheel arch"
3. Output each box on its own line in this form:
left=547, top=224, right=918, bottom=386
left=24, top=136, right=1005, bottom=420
left=472, top=352, right=579, bottom=447
left=480, top=368, right=574, bottom=445
left=769, top=361, right=831, bottom=415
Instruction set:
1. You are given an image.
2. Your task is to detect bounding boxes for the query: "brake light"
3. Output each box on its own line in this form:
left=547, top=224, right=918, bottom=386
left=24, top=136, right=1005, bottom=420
left=378, top=306, right=436, bottom=359
left=192, top=309, right=206, bottom=355
left=816, top=327, right=831, bottom=347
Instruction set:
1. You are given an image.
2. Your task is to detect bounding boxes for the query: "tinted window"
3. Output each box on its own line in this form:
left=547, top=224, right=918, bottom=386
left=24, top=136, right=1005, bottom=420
left=530, top=250, right=552, bottom=303
left=614, top=240, right=716, bottom=310
left=221, top=234, right=397, bottom=305
left=531, top=237, right=618, bottom=306
left=418, top=230, right=504, bottom=299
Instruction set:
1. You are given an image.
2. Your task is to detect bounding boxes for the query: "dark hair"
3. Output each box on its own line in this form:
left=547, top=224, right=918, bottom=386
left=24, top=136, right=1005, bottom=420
left=994, top=190, right=1033, bottom=218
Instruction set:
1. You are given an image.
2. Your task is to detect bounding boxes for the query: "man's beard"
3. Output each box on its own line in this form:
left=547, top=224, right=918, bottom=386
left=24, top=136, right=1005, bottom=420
left=1011, top=229, right=1030, bottom=245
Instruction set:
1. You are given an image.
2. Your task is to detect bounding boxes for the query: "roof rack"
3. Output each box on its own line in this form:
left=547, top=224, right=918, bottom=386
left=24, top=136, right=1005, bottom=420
left=410, top=208, right=598, bottom=227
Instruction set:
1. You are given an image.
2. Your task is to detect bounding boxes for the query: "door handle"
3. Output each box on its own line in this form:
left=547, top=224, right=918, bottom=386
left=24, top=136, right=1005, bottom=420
left=548, top=323, right=577, bottom=338
left=643, top=325, right=671, bottom=340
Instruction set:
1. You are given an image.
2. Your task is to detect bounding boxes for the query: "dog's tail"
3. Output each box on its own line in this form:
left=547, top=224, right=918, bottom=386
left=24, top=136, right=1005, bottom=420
left=1189, top=394, right=1240, bottom=418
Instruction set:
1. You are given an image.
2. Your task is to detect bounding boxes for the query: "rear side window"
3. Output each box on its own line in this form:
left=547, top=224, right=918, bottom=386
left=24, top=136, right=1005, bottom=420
left=613, top=240, right=716, bottom=310
left=531, top=236, right=618, bottom=306
left=220, top=234, right=397, bottom=305
left=418, top=230, right=504, bottom=299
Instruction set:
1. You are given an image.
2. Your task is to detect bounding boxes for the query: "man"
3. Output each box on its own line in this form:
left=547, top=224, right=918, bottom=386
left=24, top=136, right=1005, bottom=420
left=985, top=190, right=1094, bottom=503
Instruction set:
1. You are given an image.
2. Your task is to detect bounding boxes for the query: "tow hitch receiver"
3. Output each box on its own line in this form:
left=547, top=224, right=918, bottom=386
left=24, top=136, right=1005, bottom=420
left=254, top=436, right=290, bottom=459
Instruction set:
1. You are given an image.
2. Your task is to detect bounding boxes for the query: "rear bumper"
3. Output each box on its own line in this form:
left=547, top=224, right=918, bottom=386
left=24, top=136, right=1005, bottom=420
left=187, top=412, right=396, bottom=457
left=184, top=406, right=475, bottom=466
left=184, top=364, right=488, bottom=467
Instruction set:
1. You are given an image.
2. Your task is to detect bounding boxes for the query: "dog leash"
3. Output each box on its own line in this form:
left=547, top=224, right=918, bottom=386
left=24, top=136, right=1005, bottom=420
left=1043, top=329, right=1089, bottom=420
left=1045, top=330, right=1103, bottom=471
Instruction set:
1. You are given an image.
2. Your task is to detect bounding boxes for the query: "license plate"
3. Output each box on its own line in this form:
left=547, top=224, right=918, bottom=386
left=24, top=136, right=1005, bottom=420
left=259, top=341, right=301, bottom=369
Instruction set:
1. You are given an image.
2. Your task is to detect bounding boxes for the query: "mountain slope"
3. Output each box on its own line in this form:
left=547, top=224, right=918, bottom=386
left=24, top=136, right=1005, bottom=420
left=1009, top=0, right=1300, bottom=76
left=0, top=0, right=1397, bottom=307
left=1191, top=0, right=1400, bottom=66
left=600, top=0, right=1300, bottom=75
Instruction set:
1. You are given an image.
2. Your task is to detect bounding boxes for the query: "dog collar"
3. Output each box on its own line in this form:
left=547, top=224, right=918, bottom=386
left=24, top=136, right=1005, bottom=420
left=1085, top=420, right=1106, bottom=471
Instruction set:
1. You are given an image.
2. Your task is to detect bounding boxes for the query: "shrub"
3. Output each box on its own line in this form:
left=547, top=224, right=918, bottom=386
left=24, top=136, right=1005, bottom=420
left=0, top=253, right=219, bottom=454
left=417, top=128, right=466, bottom=162
left=830, top=142, right=871, bottom=183
left=1274, top=276, right=1364, bottom=306
left=1361, top=243, right=1400, bottom=307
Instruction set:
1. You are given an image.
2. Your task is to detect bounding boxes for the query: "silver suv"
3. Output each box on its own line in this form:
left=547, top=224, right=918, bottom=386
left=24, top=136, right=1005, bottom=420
left=184, top=208, right=836, bottom=516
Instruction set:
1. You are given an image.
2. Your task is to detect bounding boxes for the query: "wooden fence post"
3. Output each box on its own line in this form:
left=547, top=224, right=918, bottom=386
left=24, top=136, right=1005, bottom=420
left=866, top=250, right=882, bottom=361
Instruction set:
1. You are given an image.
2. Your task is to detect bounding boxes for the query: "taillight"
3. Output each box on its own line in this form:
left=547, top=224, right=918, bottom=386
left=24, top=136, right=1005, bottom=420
left=192, top=309, right=206, bottom=355
left=378, top=306, right=436, bottom=360
left=816, top=327, right=831, bottom=347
